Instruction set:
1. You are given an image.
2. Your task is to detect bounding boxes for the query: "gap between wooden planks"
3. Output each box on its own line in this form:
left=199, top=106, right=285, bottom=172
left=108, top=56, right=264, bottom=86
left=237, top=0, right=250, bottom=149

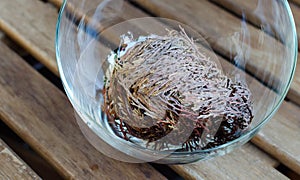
left=210, top=0, right=300, bottom=50
left=290, top=2, right=300, bottom=50
left=291, top=0, right=300, bottom=6
left=208, top=0, right=300, bottom=107
left=126, top=0, right=300, bottom=173
left=0, top=0, right=59, bottom=76
left=61, top=2, right=300, bottom=176
left=0, top=139, right=41, bottom=180
left=0, top=27, right=287, bottom=180
left=3, top=0, right=300, bottom=109
left=0, top=0, right=299, bottom=177
left=131, top=0, right=300, bottom=106
left=0, top=42, right=166, bottom=179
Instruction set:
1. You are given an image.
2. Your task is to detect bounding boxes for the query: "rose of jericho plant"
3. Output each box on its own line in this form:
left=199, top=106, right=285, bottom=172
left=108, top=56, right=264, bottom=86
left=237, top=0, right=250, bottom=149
left=102, top=27, right=253, bottom=151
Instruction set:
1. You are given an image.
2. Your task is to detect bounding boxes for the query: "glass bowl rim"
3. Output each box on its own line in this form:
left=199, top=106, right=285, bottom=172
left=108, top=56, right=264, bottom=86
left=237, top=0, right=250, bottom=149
left=55, top=0, right=298, bottom=155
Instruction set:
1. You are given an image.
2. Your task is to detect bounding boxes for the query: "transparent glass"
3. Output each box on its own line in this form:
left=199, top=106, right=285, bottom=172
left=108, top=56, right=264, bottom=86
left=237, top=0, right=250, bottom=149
left=56, top=0, right=297, bottom=164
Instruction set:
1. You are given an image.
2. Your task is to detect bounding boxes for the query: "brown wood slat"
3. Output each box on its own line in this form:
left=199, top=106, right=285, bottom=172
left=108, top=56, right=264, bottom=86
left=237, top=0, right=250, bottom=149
left=48, top=1, right=287, bottom=177
left=1, top=0, right=298, bottom=177
left=0, top=0, right=58, bottom=75
left=199, top=1, right=300, bottom=172
left=209, top=0, right=300, bottom=106
left=171, top=144, right=285, bottom=180
left=0, top=139, right=41, bottom=180
left=210, top=0, right=299, bottom=48
left=124, top=0, right=300, bottom=173
left=132, top=0, right=289, bottom=93
left=252, top=101, right=300, bottom=174
left=20, top=0, right=300, bottom=174
left=47, top=0, right=62, bottom=8
left=290, top=3, right=300, bottom=42
left=291, top=0, right=300, bottom=6
left=0, top=42, right=165, bottom=179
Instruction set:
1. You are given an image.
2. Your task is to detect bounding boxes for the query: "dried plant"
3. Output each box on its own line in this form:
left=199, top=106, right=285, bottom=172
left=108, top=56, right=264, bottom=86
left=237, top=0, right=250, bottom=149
left=102, top=27, right=253, bottom=151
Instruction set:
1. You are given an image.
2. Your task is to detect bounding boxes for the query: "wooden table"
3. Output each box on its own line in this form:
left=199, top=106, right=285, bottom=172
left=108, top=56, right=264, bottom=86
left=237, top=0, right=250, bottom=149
left=0, top=0, right=299, bottom=179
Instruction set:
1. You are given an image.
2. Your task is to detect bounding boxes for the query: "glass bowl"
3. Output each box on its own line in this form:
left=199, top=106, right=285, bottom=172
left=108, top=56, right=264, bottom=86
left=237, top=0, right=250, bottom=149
left=56, top=0, right=297, bottom=164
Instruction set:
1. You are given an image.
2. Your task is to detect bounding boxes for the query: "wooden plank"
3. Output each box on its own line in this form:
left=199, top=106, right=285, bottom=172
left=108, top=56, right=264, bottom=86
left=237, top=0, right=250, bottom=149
left=3, top=0, right=298, bottom=177
left=120, top=0, right=300, bottom=172
left=49, top=1, right=285, bottom=174
left=131, top=0, right=292, bottom=94
left=26, top=0, right=300, bottom=173
left=3, top=0, right=298, bottom=108
left=0, top=42, right=165, bottom=179
left=194, top=11, right=296, bottom=172
left=171, top=144, right=286, bottom=180
left=47, top=0, right=62, bottom=8
left=287, top=3, right=300, bottom=105
left=289, top=2, right=300, bottom=50
left=0, top=135, right=62, bottom=179
left=252, top=101, right=300, bottom=174
left=0, top=0, right=58, bottom=75
left=208, top=0, right=300, bottom=106
left=134, top=0, right=300, bottom=105
left=0, top=139, right=41, bottom=180
left=210, top=47, right=300, bottom=174
left=98, top=15, right=286, bottom=178
left=167, top=43, right=298, bottom=178
left=291, top=0, right=300, bottom=6
left=210, top=0, right=299, bottom=46
left=0, top=32, right=29, bottom=57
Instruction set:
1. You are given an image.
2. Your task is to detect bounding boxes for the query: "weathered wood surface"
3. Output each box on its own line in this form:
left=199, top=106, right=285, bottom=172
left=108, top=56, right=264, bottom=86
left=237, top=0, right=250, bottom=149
left=0, top=42, right=165, bottom=179
left=132, top=0, right=290, bottom=93
left=117, top=0, right=300, bottom=174
left=165, top=44, right=299, bottom=178
left=210, top=0, right=299, bottom=47
left=209, top=0, right=300, bottom=106
left=0, top=29, right=285, bottom=180
left=291, top=0, right=300, bottom=6
left=193, top=2, right=300, bottom=172
left=47, top=0, right=62, bottom=8
left=171, top=144, right=285, bottom=180
left=252, top=101, right=300, bottom=174
left=290, top=2, right=300, bottom=50
left=0, top=0, right=299, bottom=178
left=0, top=139, right=41, bottom=180
left=0, top=0, right=58, bottom=75
left=131, top=0, right=300, bottom=105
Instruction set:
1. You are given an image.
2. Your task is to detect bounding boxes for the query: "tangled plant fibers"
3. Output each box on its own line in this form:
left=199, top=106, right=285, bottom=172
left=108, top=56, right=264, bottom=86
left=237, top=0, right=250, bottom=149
left=102, top=28, right=253, bottom=151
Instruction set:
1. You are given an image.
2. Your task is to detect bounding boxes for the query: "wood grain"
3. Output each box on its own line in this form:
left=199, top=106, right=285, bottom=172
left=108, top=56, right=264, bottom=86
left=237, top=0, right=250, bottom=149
left=47, top=0, right=62, bottom=8
left=22, top=1, right=298, bottom=174
left=117, top=1, right=300, bottom=173
left=0, top=42, right=165, bottom=179
left=209, top=0, right=300, bottom=106
left=132, top=0, right=291, bottom=93
left=0, top=0, right=299, bottom=178
left=0, top=0, right=58, bottom=75
left=211, top=0, right=299, bottom=47
left=252, top=101, right=300, bottom=174
left=163, top=44, right=298, bottom=178
left=291, top=0, right=300, bottom=6
left=171, top=144, right=285, bottom=180
left=0, top=139, right=41, bottom=180
left=0, top=29, right=284, bottom=180
left=1, top=8, right=284, bottom=178
left=290, top=3, right=300, bottom=48
left=48, top=1, right=287, bottom=176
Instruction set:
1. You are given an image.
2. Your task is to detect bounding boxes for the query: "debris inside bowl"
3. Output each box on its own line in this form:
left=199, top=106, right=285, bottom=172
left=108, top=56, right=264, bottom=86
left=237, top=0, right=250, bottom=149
left=102, top=27, right=253, bottom=152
